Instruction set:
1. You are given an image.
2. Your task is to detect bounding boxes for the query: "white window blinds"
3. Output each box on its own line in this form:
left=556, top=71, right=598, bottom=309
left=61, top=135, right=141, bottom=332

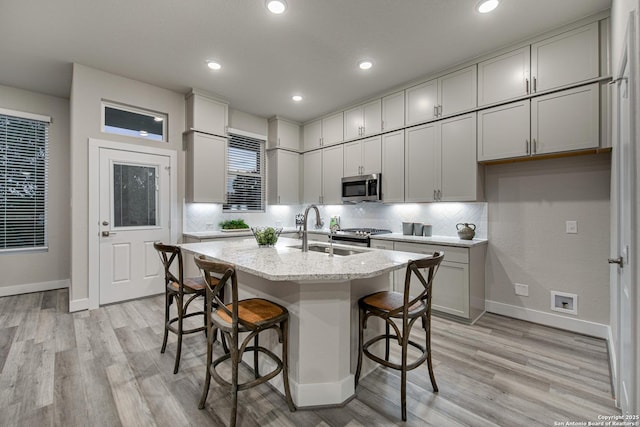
left=0, top=112, right=49, bottom=252
left=224, top=132, right=265, bottom=212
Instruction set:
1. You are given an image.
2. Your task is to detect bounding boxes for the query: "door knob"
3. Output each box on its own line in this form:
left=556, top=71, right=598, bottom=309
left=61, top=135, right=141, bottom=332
left=608, top=257, right=623, bottom=266
left=102, top=231, right=117, bottom=237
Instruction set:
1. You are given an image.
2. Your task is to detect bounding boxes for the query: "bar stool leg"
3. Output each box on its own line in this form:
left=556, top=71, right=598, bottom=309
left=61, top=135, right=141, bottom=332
left=401, top=329, right=409, bottom=421
left=198, top=326, right=215, bottom=409
left=384, top=322, right=390, bottom=361
left=281, top=319, right=296, bottom=412
left=355, top=306, right=365, bottom=387
left=230, top=333, right=240, bottom=427
left=425, top=314, right=438, bottom=392
left=254, top=335, right=260, bottom=379
left=161, top=292, right=171, bottom=354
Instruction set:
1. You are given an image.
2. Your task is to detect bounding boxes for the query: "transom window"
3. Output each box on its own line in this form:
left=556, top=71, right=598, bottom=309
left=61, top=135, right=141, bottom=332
left=102, top=101, right=167, bottom=142
left=223, top=131, right=265, bottom=212
left=0, top=109, right=50, bottom=253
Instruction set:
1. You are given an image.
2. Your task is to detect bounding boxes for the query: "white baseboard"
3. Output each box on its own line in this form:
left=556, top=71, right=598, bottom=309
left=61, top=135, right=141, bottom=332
left=0, top=279, right=69, bottom=298
left=69, top=298, right=89, bottom=312
left=485, top=300, right=609, bottom=339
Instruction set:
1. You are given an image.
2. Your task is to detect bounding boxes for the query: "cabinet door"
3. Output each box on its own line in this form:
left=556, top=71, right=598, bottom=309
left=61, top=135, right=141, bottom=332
left=405, top=80, right=438, bottom=125
left=278, top=120, right=300, bottom=150
left=531, top=22, right=599, bottom=93
left=439, top=65, right=477, bottom=117
left=303, top=150, right=322, bottom=204
left=186, top=93, right=228, bottom=137
left=382, top=91, right=405, bottom=132
left=303, top=120, right=322, bottom=151
left=186, top=133, right=227, bottom=203
left=343, top=141, right=362, bottom=176
left=362, top=99, right=382, bottom=136
left=405, top=123, right=437, bottom=202
left=343, top=106, right=363, bottom=141
left=269, top=150, right=299, bottom=204
left=432, top=261, right=470, bottom=318
left=361, top=136, right=382, bottom=175
left=477, top=100, right=530, bottom=161
left=440, top=114, right=478, bottom=201
left=322, top=112, right=344, bottom=146
left=531, top=83, right=599, bottom=155
left=321, top=145, right=344, bottom=204
left=478, top=46, right=531, bottom=106
left=382, top=130, right=405, bottom=203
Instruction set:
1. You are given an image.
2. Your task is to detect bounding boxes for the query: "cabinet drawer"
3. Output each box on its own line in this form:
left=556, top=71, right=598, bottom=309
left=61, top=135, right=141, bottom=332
left=394, top=242, right=468, bottom=264
left=370, top=239, right=394, bottom=250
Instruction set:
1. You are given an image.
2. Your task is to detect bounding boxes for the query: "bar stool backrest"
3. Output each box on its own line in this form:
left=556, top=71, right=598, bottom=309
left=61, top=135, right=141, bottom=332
left=154, top=242, right=185, bottom=291
left=394, top=251, right=444, bottom=317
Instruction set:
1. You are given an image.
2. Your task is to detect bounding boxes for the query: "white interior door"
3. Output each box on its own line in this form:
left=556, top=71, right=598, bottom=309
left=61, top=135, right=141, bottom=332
left=612, top=13, right=637, bottom=415
left=98, top=148, right=170, bottom=305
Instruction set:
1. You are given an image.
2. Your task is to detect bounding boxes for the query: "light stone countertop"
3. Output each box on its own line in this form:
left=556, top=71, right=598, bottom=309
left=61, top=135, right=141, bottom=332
left=183, top=227, right=299, bottom=240
left=180, top=237, right=428, bottom=282
left=370, top=233, right=488, bottom=247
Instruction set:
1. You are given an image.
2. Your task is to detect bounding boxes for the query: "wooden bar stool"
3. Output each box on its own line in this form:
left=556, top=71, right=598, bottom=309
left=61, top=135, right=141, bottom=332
left=355, top=251, right=444, bottom=421
left=195, top=256, right=296, bottom=427
left=154, top=242, right=214, bottom=374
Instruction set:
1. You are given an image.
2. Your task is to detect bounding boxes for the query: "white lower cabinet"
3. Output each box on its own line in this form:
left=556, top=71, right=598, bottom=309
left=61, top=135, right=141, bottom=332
left=372, top=239, right=486, bottom=324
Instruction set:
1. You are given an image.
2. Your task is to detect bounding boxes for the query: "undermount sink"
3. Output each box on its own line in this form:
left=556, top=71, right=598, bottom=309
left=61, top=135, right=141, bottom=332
left=288, top=243, right=368, bottom=257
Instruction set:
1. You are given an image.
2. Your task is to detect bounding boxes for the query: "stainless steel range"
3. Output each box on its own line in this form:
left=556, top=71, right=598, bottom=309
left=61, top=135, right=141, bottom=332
left=330, top=227, right=392, bottom=247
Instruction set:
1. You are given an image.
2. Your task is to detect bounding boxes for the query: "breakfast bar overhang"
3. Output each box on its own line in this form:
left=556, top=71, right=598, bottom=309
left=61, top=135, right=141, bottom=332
left=181, top=237, right=428, bottom=408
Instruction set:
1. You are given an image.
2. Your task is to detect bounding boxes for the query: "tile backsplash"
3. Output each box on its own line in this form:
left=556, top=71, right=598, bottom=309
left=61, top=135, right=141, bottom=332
left=184, top=202, right=487, bottom=239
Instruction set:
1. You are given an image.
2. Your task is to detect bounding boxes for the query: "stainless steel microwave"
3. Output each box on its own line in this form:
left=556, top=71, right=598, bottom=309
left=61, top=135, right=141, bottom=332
left=341, top=174, right=382, bottom=203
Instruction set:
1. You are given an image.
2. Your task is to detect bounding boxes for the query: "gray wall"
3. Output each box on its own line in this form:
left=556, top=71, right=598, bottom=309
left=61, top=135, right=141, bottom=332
left=485, top=154, right=611, bottom=324
left=0, top=85, right=70, bottom=290
left=69, top=64, right=185, bottom=304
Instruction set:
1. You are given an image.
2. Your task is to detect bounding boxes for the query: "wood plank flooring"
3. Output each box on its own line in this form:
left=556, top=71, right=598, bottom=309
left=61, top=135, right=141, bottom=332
left=0, top=289, right=619, bottom=426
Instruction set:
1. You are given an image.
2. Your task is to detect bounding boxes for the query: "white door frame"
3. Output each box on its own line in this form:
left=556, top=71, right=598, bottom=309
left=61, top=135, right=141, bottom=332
left=88, top=138, right=178, bottom=310
left=611, top=9, right=639, bottom=413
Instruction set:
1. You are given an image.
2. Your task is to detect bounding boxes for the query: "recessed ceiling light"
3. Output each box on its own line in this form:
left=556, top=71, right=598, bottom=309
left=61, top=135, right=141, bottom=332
left=292, top=95, right=303, bottom=102
left=266, top=0, right=287, bottom=14
left=476, top=0, right=500, bottom=13
left=358, top=60, right=373, bottom=70
left=207, top=60, right=222, bottom=71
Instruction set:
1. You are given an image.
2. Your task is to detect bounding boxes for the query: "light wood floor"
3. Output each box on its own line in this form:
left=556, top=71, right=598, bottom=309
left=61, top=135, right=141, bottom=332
left=0, top=289, right=619, bottom=426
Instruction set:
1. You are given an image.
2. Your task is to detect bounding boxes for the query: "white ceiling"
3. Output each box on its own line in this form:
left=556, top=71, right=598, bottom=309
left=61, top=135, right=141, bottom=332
left=0, top=0, right=611, bottom=123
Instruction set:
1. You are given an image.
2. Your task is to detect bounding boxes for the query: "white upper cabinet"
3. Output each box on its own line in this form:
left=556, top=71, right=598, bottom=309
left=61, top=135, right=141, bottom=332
left=478, top=83, right=600, bottom=161
left=405, top=65, right=477, bottom=125
left=343, top=136, right=382, bottom=176
left=478, top=46, right=531, bottom=107
left=268, top=118, right=300, bottom=150
left=478, top=100, right=530, bottom=161
left=303, top=150, right=322, bottom=204
left=405, top=79, right=438, bottom=125
left=185, top=91, right=228, bottom=137
left=185, top=132, right=227, bottom=203
left=321, top=112, right=344, bottom=146
left=381, top=91, right=405, bottom=132
left=303, top=119, right=322, bottom=151
left=478, top=22, right=599, bottom=107
left=321, top=144, right=344, bottom=204
left=531, top=22, right=599, bottom=93
left=267, top=149, right=299, bottom=205
left=381, top=130, right=405, bottom=203
left=344, top=99, right=382, bottom=141
left=531, top=83, right=599, bottom=155
left=405, top=122, right=437, bottom=202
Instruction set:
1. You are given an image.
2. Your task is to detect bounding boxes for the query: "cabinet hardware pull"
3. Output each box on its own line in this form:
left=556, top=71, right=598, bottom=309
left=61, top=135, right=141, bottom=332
left=438, top=189, right=442, bottom=200
left=533, top=138, right=537, bottom=154
left=278, top=195, right=281, bottom=204
left=526, top=139, right=529, bottom=154
left=277, top=137, right=281, bottom=146
left=525, top=78, right=529, bottom=94
left=381, top=120, right=384, bottom=131
left=533, top=77, right=537, bottom=92
left=433, top=189, right=437, bottom=200
left=433, top=105, right=438, bottom=117
left=438, top=105, right=443, bottom=117
left=320, top=137, right=323, bottom=146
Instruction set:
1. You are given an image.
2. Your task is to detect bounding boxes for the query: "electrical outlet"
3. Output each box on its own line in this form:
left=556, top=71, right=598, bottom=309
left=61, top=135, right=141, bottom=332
left=565, top=220, right=578, bottom=234
left=515, top=283, right=529, bottom=296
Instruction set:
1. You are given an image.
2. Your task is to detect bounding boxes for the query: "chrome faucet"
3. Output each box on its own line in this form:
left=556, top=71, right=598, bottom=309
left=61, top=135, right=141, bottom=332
left=302, top=204, right=322, bottom=252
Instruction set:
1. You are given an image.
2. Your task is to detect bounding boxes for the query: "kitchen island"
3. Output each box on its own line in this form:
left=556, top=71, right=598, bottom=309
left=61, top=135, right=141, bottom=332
left=181, top=237, right=431, bottom=407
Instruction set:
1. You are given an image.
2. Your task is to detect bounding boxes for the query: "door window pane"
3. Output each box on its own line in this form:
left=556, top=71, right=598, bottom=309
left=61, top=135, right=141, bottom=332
left=113, top=163, right=157, bottom=227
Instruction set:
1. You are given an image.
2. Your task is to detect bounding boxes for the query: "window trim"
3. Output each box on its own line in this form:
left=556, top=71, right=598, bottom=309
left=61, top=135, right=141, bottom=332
left=100, top=100, right=168, bottom=142
left=0, top=108, right=50, bottom=254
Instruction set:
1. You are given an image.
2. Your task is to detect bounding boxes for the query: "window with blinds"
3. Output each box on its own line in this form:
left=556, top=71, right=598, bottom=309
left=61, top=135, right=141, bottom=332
left=0, top=111, right=49, bottom=252
left=223, top=132, right=265, bottom=212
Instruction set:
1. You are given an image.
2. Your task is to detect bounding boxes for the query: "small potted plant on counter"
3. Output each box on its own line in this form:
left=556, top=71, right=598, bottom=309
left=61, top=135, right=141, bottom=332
left=219, top=219, right=250, bottom=231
